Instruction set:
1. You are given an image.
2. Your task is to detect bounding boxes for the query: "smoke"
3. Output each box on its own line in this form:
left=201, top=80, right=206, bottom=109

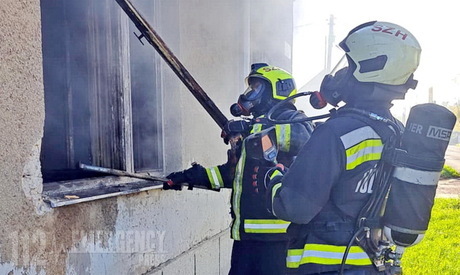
left=40, top=0, right=163, bottom=181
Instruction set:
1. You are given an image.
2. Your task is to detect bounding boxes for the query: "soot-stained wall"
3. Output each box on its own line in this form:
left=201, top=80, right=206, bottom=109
left=0, top=0, right=293, bottom=274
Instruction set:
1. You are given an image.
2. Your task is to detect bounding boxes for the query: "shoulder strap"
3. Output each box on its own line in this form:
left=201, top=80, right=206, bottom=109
left=254, top=109, right=302, bottom=126
left=334, top=109, right=401, bottom=144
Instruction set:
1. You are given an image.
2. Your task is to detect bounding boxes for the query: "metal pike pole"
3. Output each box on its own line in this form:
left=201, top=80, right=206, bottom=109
left=79, top=163, right=169, bottom=182
left=115, top=0, right=229, bottom=129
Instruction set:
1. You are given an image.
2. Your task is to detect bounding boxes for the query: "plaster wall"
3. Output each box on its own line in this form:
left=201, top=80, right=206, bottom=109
left=0, top=0, right=293, bottom=274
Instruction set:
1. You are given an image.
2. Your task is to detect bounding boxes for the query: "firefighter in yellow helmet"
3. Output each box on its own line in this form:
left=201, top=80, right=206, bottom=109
left=165, top=63, right=314, bottom=274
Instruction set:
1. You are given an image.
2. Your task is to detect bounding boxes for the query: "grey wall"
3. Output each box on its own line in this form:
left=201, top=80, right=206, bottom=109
left=0, top=0, right=293, bottom=274
left=250, top=1, right=294, bottom=70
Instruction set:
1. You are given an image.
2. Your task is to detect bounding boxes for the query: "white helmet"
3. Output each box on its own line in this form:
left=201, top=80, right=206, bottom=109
left=339, top=21, right=421, bottom=86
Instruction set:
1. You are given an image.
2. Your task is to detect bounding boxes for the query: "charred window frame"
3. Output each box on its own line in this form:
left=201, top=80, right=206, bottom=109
left=40, top=0, right=164, bottom=184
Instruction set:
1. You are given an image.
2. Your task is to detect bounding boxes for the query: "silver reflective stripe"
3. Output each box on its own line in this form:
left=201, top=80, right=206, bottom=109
left=384, top=224, right=426, bottom=235
left=393, top=167, right=441, bottom=186
left=341, top=126, right=383, bottom=170
left=231, top=147, right=247, bottom=240
left=244, top=223, right=289, bottom=229
left=286, top=250, right=370, bottom=265
left=301, top=250, right=368, bottom=260
left=345, top=143, right=383, bottom=164
left=340, top=126, right=380, bottom=149
left=286, top=244, right=372, bottom=268
left=286, top=254, right=302, bottom=263
left=206, top=167, right=221, bottom=189
left=244, top=219, right=290, bottom=233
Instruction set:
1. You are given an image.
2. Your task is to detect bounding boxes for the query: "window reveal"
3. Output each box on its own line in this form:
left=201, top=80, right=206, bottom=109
left=40, top=0, right=163, bottom=183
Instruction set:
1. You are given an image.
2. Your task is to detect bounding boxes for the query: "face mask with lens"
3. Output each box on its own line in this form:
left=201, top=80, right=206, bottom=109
left=243, top=80, right=265, bottom=100
left=313, top=55, right=350, bottom=108
left=231, top=79, right=267, bottom=117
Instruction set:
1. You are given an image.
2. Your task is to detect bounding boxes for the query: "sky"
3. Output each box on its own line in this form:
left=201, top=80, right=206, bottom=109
left=292, top=0, right=460, bottom=119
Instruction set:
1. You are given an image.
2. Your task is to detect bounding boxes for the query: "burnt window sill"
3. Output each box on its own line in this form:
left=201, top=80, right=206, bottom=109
left=42, top=176, right=163, bottom=208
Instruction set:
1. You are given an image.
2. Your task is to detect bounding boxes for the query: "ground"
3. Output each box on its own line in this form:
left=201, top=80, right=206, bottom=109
left=437, top=146, right=460, bottom=198
left=437, top=178, right=460, bottom=198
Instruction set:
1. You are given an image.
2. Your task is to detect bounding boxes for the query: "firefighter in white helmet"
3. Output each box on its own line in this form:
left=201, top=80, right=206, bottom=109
left=266, top=21, right=421, bottom=274
left=165, top=63, right=314, bottom=275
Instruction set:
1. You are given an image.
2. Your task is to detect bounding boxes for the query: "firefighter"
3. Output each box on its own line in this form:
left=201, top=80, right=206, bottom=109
left=266, top=21, right=421, bottom=274
left=165, top=63, right=314, bottom=275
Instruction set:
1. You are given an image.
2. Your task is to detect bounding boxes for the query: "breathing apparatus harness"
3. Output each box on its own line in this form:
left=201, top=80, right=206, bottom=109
left=336, top=109, right=402, bottom=275
left=266, top=92, right=456, bottom=275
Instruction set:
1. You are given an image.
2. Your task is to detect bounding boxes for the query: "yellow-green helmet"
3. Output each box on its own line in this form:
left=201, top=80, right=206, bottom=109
left=232, top=63, right=297, bottom=116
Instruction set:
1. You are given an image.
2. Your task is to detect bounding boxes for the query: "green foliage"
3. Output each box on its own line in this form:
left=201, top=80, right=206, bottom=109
left=440, top=165, right=460, bottom=179
left=446, top=102, right=460, bottom=132
left=402, top=198, right=460, bottom=274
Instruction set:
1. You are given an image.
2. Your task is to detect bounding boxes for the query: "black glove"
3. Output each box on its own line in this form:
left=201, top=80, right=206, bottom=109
left=264, top=164, right=288, bottom=190
left=163, top=163, right=205, bottom=190
left=164, top=171, right=187, bottom=190
left=221, top=120, right=250, bottom=145
left=264, top=164, right=288, bottom=215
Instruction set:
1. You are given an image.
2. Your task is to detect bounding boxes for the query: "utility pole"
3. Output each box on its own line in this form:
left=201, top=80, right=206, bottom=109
left=325, top=14, right=335, bottom=72
left=428, top=86, right=434, bottom=103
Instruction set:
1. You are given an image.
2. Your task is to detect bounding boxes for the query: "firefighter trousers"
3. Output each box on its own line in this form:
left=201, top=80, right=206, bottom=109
left=229, top=240, right=287, bottom=275
left=306, top=266, right=390, bottom=275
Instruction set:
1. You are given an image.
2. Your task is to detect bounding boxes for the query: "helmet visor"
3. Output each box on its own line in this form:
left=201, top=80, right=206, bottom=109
left=243, top=80, right=266, bottom=100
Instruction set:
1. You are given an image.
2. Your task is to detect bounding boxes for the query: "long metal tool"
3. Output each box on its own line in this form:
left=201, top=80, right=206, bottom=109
left=79, top=163, right=206, bottom=190
left=115, top=0, right=228, bottom=129
left=79, top=163, right=168, bottom=182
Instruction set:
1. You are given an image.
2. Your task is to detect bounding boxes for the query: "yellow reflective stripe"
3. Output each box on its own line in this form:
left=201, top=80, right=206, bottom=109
left=286, top=244, right=372, bottom=268
left=250, top=123, right=263, bottom=134
left=205, top=166, right=222, bottom=190
left=231, top=146, right=247, bottom=240
left=271, top=182, right=282, bottom=216
left=286, top=249, right=303, bottom=268
left=250, top=115, right=265, bottom=134
left=269, top=169, right=282, bottom=179
left=340, top=126, right=380, bottom=149
left=340, top=126, right=383, bottom=171
left=271, top=182, right=282, bottom=200
left=345, top=139, right=383, bottom=170
left=244, top=219, right=290, bottom=233
left=276, top=124, right=291, bottom=152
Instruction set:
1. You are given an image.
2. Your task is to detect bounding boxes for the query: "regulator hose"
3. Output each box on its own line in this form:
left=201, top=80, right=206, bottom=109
left=266, top=92, right=332, bottom=124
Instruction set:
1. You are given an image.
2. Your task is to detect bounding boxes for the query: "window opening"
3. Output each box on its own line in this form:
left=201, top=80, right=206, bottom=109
left=40, top=0, right=163, bottom=183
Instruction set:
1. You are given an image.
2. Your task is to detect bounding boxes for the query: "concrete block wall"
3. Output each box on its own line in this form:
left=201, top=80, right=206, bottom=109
left=148, top=229, right=232, bottom=275
left=61, top=190, right=233, bottom=275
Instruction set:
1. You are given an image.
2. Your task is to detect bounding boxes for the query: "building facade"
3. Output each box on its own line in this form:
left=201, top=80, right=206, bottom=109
left=0, top=0, right=294, bottom=274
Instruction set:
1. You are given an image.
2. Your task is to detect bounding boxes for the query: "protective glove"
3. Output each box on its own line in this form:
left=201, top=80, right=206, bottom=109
left=164, top=171, right=187, bottom=190
left=163, top=162, right=205, bottom=190
left=264, top=164, right=288, bottom=215
left=221, top=120, right=250, bottom=145
left=264, top=163, right=288, bottom=190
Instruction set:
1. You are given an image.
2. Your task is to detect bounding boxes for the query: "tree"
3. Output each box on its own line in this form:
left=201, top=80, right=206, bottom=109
left=448, top=100, right=460, bottom=132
